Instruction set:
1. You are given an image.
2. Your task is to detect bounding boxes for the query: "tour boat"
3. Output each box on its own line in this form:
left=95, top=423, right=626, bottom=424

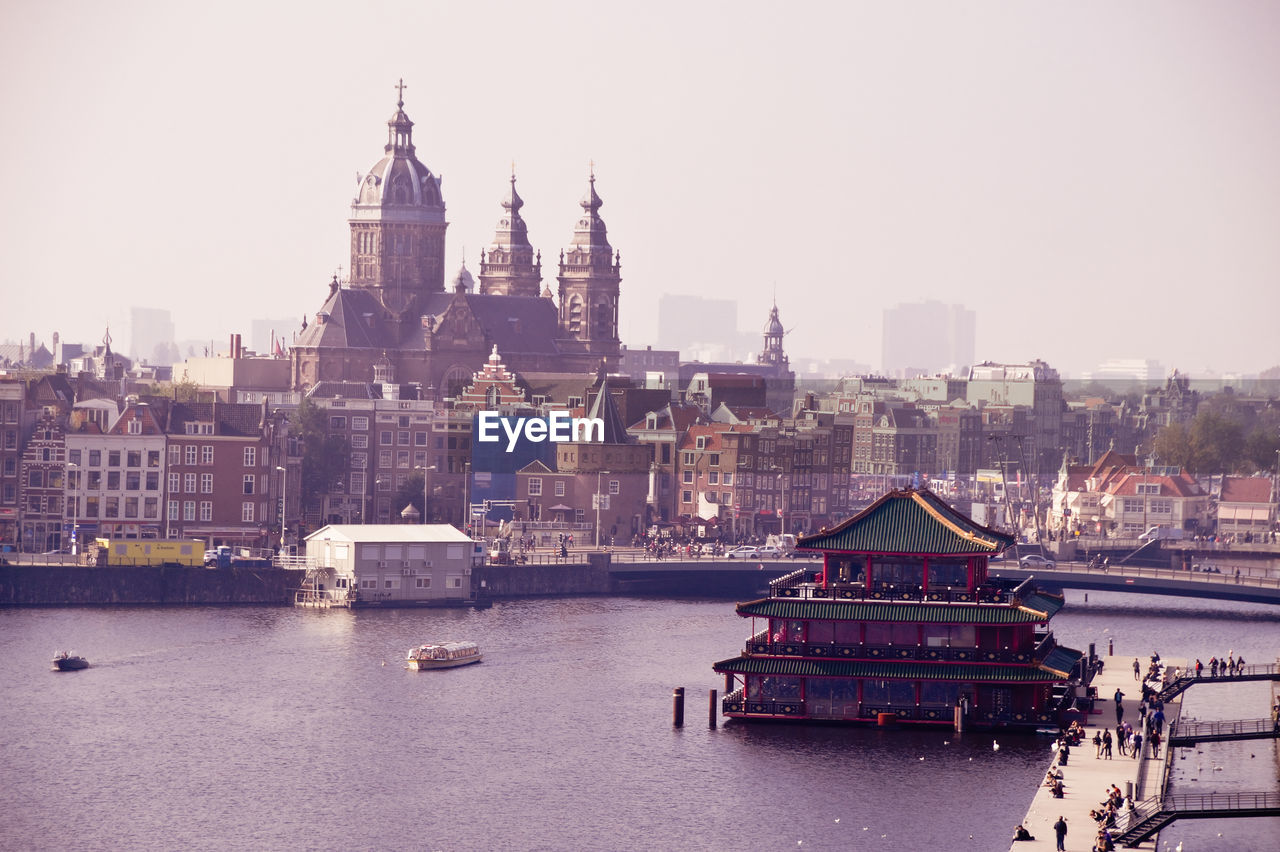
left=52, top=651, right=89, bottom=671
left=405, top=641, right=482, bottom=670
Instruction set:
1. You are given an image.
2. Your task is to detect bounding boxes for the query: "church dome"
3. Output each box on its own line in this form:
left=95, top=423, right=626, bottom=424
left=351, top=86, right=446, bottom=223
left=764, top=303, right=784, bottom=336
left=451, top=262, right=475, bottom=292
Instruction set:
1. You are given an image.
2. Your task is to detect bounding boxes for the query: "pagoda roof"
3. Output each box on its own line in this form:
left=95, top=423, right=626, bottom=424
left=735, top=598, right=1054, bottom=624
left=711, top=656, right=1074, bottom=683
left=798, top=488, right=1015, bottom=556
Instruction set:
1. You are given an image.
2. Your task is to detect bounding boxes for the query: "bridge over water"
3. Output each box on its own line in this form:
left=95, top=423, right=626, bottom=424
left=605, top=554, right=1280, bottom=605
left=1167, top=716, right=1280, bottom=747
left=1113, top=792, right=1280, bottom=846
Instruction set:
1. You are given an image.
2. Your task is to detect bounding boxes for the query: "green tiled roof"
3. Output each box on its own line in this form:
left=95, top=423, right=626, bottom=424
left=1018, top=591, right=1066, bottom=619
left=711, top=655, right=1068, bottom=683
left=798, top=488, right=1015, bottom=555
left=1039, top=645, right=1084, bottom=677
left=737, top=598, right=1050, bottom=624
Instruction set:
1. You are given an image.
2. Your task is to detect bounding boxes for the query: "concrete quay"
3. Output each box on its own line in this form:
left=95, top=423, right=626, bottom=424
left=1007, top=650, right=1183, bottom=852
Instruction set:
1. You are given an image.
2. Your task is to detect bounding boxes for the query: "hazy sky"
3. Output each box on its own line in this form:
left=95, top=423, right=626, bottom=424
left=3, top=1, right=1278, bottom=377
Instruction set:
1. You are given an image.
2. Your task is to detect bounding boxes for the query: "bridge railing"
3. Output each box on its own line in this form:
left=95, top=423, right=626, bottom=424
left=1011, top=560, right=1280, bottom=588
left=1163, top=791, right=1280, bottom=813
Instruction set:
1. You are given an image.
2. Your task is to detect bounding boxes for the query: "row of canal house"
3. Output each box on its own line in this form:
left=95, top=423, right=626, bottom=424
left=714, top=488, right=1084, bottom=728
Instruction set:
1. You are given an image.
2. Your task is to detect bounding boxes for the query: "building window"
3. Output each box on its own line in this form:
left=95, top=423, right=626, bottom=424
left=708, top=471, right=719, bottom=485
left=127, top=420, right=142, bottom=435
left=723, top=473, right=733, bottom=486
left=68, top=449, right=82, bottom=466
left=201, top=473, right=213, bottom=493
left=415, top=577, right=431, bottom=589
left=146, top=472, right=159, bottom=490
left=329, top=416, right=347, bottom=430
left=168, top=500, right=179, bottom=521
left=555, top=481, right=565, bottom=497
left=185, top=473, right=197, bottom=493
left=147, top=451, right=160, bottom=468
left=201, top=446, right=213, bottom=465
left=242, top=502, right=255, bottom=522
left=609, top=480, right=620, bottom=495
left=380, top=431, right=393, bottom=446
left=185, top=445, right=198, bottom=465
left=199, top=501, right=212, bottom=522
left=709, top=453, right=720, bottom=467
left=126, top=472, right=141, bottom=491
left=183, top=500, right=196, bottom=521
left=124, top=497, right=139, bottom=518
left=89, top=450, right=101, bottom=467
left=243, top=475, right=255, bottom=495
left=169, top=472, right=180, bottom=493
left=127, top=450, right=142, bottom=467
left=682, top=470, right=693, bottom=484
left=108, top=451, right=121, bottom=467
left=528, top=478, right=542, bottom=496
left=682, top=490, right=693, bottom=504
left=107, top=471, right=120, bottom=490
left=352, top=417, right=369, bottom=431
left=352, top=435, right=369, bottom=449
left=244, top=447, right=256, bottom=467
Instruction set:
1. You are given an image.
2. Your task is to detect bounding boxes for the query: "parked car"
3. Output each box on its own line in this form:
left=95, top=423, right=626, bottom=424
left=725, top=546, right=759, bottom=559
left=755, top=545, right=783, bottom=559
left=1019, top=554, right=1056, bottom=570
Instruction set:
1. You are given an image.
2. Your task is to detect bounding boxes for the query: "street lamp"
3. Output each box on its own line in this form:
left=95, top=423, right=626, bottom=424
left=66, top=462, right=78, bottom=557
left=276, top=466, right=288, bottom=553
left=595, top=470, right=611, bottom=548
left=415, top=465, right=436, bottom=523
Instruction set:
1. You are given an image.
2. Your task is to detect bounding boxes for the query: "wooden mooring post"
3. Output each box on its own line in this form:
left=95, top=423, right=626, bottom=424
left=708, top=688, right=718, bottom=728
left=672, top=686, right=685, bottom=727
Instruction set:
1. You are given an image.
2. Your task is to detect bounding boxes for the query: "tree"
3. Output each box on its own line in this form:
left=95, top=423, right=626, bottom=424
left=1152, top=422, right=1196, bottom=471
left=1189, top=410, right=1244, bottom=474
left=295, top=397, right=350, bottom=516
left=396, top=473, right=425, bottom=519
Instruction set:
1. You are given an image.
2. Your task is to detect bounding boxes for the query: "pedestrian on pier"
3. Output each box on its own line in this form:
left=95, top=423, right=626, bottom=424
left=1210, top=656, right=1218, bottom=677
left=1132, top=657, right=1140, bottom=680
left=1093, top=730, right=1103, bottom=757
left=1236, top=654, right=1245, bottom=673
left=1102, top=728, right=1113, bottom=758
left=1131, top=731, right=1143, bottom=759
left=1053, top=815, right=1068, bottom=851
left=1152, top=707, right=1165, bottom=735
left=1149, top=729, right=1161, bottom=758
left=1194, top=658, right=1203, bottom=677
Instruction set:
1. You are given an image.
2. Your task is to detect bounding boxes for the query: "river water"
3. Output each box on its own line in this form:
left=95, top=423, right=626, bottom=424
left=2, top=591, right=1276, bottom=852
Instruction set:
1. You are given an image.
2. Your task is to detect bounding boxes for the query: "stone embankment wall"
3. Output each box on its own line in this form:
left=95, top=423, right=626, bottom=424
left=0, top=565, right=306, bottom=605
left=477, top=553, right=613, bottom=598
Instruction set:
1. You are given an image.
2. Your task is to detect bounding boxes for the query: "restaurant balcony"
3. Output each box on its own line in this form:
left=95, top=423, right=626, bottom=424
left=768, top=574, right=1013, bottom=605
left=721, top=689, right=1055, bottom=726
left=742, top=637, right=1037, bottom=665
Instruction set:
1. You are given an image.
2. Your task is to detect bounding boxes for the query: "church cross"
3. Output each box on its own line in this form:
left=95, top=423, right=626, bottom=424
left=395, top=78, right=407, bottom=106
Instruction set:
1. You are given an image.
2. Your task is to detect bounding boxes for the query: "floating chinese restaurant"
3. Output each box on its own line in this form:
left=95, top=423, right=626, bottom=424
left=712, top=488, right=1086, bottom=729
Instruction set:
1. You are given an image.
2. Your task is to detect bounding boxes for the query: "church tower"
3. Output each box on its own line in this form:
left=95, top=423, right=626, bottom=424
left=348, top=80, right=448, bottom=318
left=478, top=170, right=542, bottom=297
left=556, top=168, right=621, bottom=365
left=758, top=300, right=789, bottom=371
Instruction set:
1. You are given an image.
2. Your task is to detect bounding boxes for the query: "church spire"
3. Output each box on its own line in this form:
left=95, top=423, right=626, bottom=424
left=478, top=167, right=542, bottom=297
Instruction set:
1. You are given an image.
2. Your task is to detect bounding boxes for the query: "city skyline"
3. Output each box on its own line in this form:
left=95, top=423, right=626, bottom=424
left=3, top=2, right=1278, bottom=379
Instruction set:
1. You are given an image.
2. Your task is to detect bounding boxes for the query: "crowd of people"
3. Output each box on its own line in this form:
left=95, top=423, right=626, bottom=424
left=1192, top=651, right=1249, bottom=677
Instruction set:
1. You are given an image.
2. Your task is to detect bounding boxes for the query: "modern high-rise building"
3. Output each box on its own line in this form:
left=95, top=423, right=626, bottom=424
left=657, top=294, right=738, bottom=355
left=129, top=307, right=177, bottom=365
left=881, top=300, right=975, bottom=377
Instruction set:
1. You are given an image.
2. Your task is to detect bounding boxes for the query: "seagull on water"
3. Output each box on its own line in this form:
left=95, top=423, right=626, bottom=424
left=993, top=739, right=1000, bottom=751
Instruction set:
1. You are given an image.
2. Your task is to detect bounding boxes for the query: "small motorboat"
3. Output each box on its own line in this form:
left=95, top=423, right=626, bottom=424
left=52, top=651, right=89, bottom=671
left=405, top=641, right=482, bottom=671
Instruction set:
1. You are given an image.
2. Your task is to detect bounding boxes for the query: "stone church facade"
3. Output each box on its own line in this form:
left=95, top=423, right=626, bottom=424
left=290, top=87, right=622, bottom=397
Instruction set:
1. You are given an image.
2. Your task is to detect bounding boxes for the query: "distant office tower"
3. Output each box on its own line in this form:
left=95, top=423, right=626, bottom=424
left=129, top=307, right=177, bottom=365
left=881, top=300, right=975, bottom=377
left=1081, top=359, right=1164, bottom=387
left=658, top=294, right=737, bottom=354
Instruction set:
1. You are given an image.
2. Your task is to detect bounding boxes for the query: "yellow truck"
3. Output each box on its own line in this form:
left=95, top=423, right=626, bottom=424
left=88, top=538, right=206, bottom=567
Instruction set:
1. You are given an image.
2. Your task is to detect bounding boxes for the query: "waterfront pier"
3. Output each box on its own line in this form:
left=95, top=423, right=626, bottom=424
left=1007, top=651, right=1183, bottom=851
